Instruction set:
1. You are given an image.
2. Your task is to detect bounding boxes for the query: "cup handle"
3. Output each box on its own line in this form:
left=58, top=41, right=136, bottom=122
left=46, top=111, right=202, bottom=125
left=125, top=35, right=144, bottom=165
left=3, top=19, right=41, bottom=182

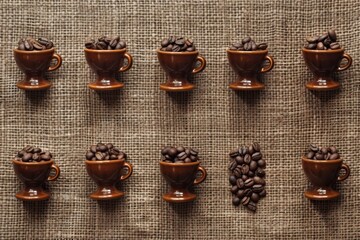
left=120, top=162, right=133, bottom=181
left=48, top=164, right=60, bottom=181
left=337, top=54, right=352, bottom=71
left=119, top=53, right=133, bottom=72
left=338, top=163, right=350, bottom=181
left=193, top=166, right=207, bottom=185
left=260, top=56, right=274, bottom=73
left=192, top=56, right=206, bottom=74
left=48, top=53, right=62, bottom=72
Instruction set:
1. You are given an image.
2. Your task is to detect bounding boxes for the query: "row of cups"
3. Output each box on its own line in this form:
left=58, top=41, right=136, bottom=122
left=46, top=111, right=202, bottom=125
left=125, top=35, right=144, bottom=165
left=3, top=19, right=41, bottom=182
left=12, top=155, right=349, bottom=203
left=13, top=46, right=352, bottom=92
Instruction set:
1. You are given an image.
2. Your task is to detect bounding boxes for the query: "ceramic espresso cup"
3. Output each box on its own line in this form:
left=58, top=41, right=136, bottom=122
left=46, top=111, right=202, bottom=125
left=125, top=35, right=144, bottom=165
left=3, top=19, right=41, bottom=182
left=301, top=157, right=350, bottom=200
left=12, top=159, right=60, bottom=201
left=157, top=50, right=206, bottom=91
left=159, top=161, right=207, bottom=203
left=85, top=159, right=133, bottom=200
left=13, top=48, right=62, bottom=90
left=227, top=49, right=274, bottom=90
left=84, top=48, right=133, bottom=91
left=302, top=48, right=352, bottom=90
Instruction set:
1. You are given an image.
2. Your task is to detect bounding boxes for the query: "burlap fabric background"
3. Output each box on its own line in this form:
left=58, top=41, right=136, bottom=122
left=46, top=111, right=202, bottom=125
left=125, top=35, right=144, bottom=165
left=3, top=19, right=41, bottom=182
left=0, top=0, right=359, bottom=239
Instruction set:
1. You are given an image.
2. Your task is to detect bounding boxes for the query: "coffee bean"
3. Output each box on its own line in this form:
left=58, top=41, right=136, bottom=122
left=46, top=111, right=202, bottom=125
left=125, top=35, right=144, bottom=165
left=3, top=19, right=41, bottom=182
left=86, top=151, right=94, bottom=160
left=172, top=45, right=181, bottom=52
left=245, top=178, right=254, bottom=188
left=232, top=197, right=241, bottom=206
left=95, top=152, right=104, bottom=160
left=323, top=37, right=332, bottom=47
left=256, top=168, right=265, bottom=177
left=249, top=161, right=257, bottom=171
left=231, top=185, right=239, bottom=194
left=328, top=29, right=337, bottom=41
left=244, top=42, right=251, bottom=51
left=251, top=41, right=257, bottom=50
left=257, top=159, right=266, bottom=168
left=228, top=160, right=237, bottom=171
left=24, top=145, right=34, bottom=153
left=329, top=153, right=340, bottom=160
left=253, top=142, right=261, bottom=152
left=242, top=37, right=251, bottom=44
left=244, top=154, right=251, bottom=164
left=236, top=189, right=245, bottom=198
left=329, top=146, right=338, bottom=154
left=257, top=43, right=268, bottom=50
left=233, top=168, right=242, bottom=178
left=241, top=196, right=250, bottom=206
left=247, top=201, right=257, bottom=211
left=242, top=175, right=248, bottom=181
left=241, top=165, right=250, bottom=175
left=235, top=156, right=244, bottom=165
left=252, top=184, right=264, bottom=193
left=184, top=158, right=192, bottom=163
left=259, top=189, right=267, bottom=197
left=176, top=146, right=185, bottom=153
left=250, top=193, right=260, bottom=203
left=330, top=42, right=340, bottom=50
left=318, top=33, right=328, bottom=42
left=33, top=41, right=45, bottom=50
left=90, top=145, right=97, bottom=153
left=316, top=42, right=324, bottom=50
left=306, top=43, right=317, bottom=49
left=229, top=175, right=237, bottom=185
left=252, top=152, right=262, bottom=161
left=161, top=145, right=200, bottom=163
left=232, top=42, right=242, bottom=48
left=17, top=151, right=25, bottom=157
left=306, top=36, right=319, bottom=43
left=22, top=153, right=33, bottom=162
left=236, top=178, right=245, bottom=189
left=160, top=36, right=196, bottom=52
left=306, top=151, right=314, bottom=159
left=177, top=151, right=187, bottom=160
left=229, top=149, right=239, bottom=158
left=175, top=38, right=185, bottom=45
left=315, top=153, right=324, bottom=160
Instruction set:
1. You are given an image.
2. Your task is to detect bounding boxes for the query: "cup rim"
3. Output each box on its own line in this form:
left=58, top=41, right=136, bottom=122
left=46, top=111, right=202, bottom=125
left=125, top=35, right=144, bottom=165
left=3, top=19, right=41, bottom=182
left=159, top=160, right=201, bottom=166
left=12, top=159, right=54, bottom=165
left=84, top=159, right=126, bottom=164
left=13, top=48, right=55, bottom=53
left=301, top=47, right=345, bottom=53
left=301, top=156, right=342, bottom=163
left=226, top=49, right=268, bottom=54
left=84, top=48, right=127, bottom=53
left=156, top=49, right=199, bottom=55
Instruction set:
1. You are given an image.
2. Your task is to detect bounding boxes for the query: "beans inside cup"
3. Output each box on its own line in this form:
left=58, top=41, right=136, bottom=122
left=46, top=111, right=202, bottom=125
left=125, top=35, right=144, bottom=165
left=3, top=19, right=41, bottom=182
left=304, top=29, right=341, bottom=50
left=161, top=146, right=199, bottom=163
left=304, top=144, right=340, bottom=160
left=18, top=37, right=54, bottom=51
left=160, top=36, right=196, bottom=52
left=229, top=36, right=268, bottom=51
left=15, top=145, right=52, bottom=162
left=85, top=35, right=127, bottom=50
left=86, top=143, right=127, bottom=161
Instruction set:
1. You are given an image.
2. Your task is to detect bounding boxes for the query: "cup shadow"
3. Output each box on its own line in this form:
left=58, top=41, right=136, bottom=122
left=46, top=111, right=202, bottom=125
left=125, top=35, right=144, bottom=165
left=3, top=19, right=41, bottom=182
left=24, top=90, right=50, bottom=104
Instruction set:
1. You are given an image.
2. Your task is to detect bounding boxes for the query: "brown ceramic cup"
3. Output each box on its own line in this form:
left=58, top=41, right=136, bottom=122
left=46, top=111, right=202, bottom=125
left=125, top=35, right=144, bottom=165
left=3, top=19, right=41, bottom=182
left=12, top=159, right=60, bottom=201
left=301, top=157, right=350, bottom=200
left=157, top=50, right=206, bottom=91
left=85, top=159, right=133, bottom=200
left=13, top=48, right=62, bottom=90
left=302, top=48, right=352, bottom=90
left=159, top=161, right=207, bottom=203
left=84, top=48, right=133, bottom=91
left=227, top=49, right=274, bottom=90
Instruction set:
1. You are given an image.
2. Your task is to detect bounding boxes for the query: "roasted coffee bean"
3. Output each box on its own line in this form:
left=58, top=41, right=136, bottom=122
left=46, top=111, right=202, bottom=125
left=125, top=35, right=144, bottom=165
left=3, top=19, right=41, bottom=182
left=253, top=176, right=264, bottom=185
left=86, top=151, right=94, bottom=160
left=31, top=153, right=39, bottom=160
left=241, top=196, right=250, bottom=206
left=95, top=152, right=104, bottom=160
left=40, top=154, right=51, bottom=161
left=33, top=41, right=45, bottom=50
left=252, top=184, right=264, bottom=193
left=235, top=156, right=244, bottom=165
left=233, top=168, right=242, bottom=178
left=257, top=159, right=266, bottom=168
left=17, top=151, right=25, bottom=157
left=184, top=157, right=192, bottom=163
left=247, top=201, right=257, bottom=211
left=252, top=152, right=262, bottom=161
left=250, top=193, right=260, bottom=203
left=316, top=42, right=324, bottom=50
left=330, top=42, right=340, bottom=50
left=318, top=33, right=328, bottom=42
left=241, top=175, right=248, bottom=181
left=229, top=175, right=237, bottom=185
left=87, top=143, right=127, bottom=161
left=306, top=151, right=315, bottom=159
left=33, top=148, right=41, bottom=153
left=329, top=146, right=338, bottom=153
left=245, top=178, right=254, bottom=188
left=328, top=29, right=337, bottom=41
left=172, top=45, right=181, bottom=52
left=24, top=145, right=34, bottom=153
left=251, top=41, right=257, bottom=50
left=241, top=165, right=250, bottom=175
left=17, top=146, right=53, bottom=162
left=244, top=42, right=251, bottom=51
left=248, top=171, right=255, bottom=177
left=168, top=148, right=177, bottom=157
left=106, top=143, right=113, bottom=150
left=232, top=197, right=241, bottom=206
left=86, top=35, right=126, bottom=50
left=19, top=37, right=55, bottom=51
left=244, top=154, right=251, bottom=164
left=315, top=153, right=324, bottom=160
left=329, top=153, right=340, bottom=160
left=161, top=145, right=200, bottom=163
left=253, top=142, right=261, bottom=152
left=259, top=189, right=267, bottom=197
left=236, top=178, right=245, bottom=189
left=90, top=145, right=97, bottom=153
left=228, top=160, right=237, bottom=171
left=177, top=151, right=187, bottom=159
left=240, top=146, right=248, bottom=155
left=306, top=43, right=317, bottom=49
left=306, top=36, right=319, bottom=43
left=231, top=185, right=239, bottom=194
left=257, top=43, right=268, bottom=50
left=242, top=36, right=251, bottom=44
left=22, top=153, right=33, bottom=162
left=236, top=189, right=245, bottom=198
left=232, top=42, right=242, bottom=48
left=256, top=168, right=265, bottom=177
left=323, top=37, right=332, bottom=47
left=249, top=161, right=257, bottom=171
left=229, top=149, right=239, bottom=158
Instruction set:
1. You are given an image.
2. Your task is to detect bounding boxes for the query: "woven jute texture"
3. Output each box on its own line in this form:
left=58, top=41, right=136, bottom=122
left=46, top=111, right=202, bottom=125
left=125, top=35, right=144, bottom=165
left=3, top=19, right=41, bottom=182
left=0, top=0, right=359, bottom=239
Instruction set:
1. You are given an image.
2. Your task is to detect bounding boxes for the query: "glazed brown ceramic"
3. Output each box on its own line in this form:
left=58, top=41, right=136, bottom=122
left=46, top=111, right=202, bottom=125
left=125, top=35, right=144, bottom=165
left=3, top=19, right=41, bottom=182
left=227, top=49, right=274, bottom=90
left=85, top=159, right=133, bottom=200
left=13, top=48, right=62, bottom=90
left=301, top=157, right=350, bottom=200
left=302, top=48, right=352, bottom=90
left=84, top=48, right=133, bottom=91
left=12, top=160, right=60, bottom=201
left=157, top=50, right=206, bottom=91
left=159, top=161, right=207, bottom=203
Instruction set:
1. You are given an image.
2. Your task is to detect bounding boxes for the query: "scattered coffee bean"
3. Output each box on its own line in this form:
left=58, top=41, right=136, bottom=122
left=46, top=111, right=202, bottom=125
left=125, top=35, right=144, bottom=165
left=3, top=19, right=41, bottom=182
left=86, top=142, right=127, bottom=161
left=304, top=144, right=341, bottom=160
left=305, top=29, right=341, bottom=50
left=230, top=37, right=268, bottom=51
left=228, top=142, right=267, bottom=211
left=161, top=145, right=199, bottom=163
left=160, top=36, right=196, bottom=52
left=15, top=146, right=52, bottom=162
left=17, top=37, right=54, bottom=51
left=85, top=35, right=126, bottom=50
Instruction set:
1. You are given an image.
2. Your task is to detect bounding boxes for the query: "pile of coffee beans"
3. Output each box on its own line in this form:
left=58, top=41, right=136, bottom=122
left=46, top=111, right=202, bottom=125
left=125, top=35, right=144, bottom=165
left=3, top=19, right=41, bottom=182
left=304, top=144, right=340, bottom=160
left=161, top=146, right=199, bottom=163
left=86, top=143, right=127, bottom=161
left=18, top=37, right=54, bottom=51
left=228, top=142, right=266, bottom=212
left=304, top=29, right=341, bottom=50
left=160, top=36, right=196, bottom=52
left=85, top=36, right=126, bottom=50
left=15, top=146, right=52, bottom=162
left=229, top=37, right=268, bottom=51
